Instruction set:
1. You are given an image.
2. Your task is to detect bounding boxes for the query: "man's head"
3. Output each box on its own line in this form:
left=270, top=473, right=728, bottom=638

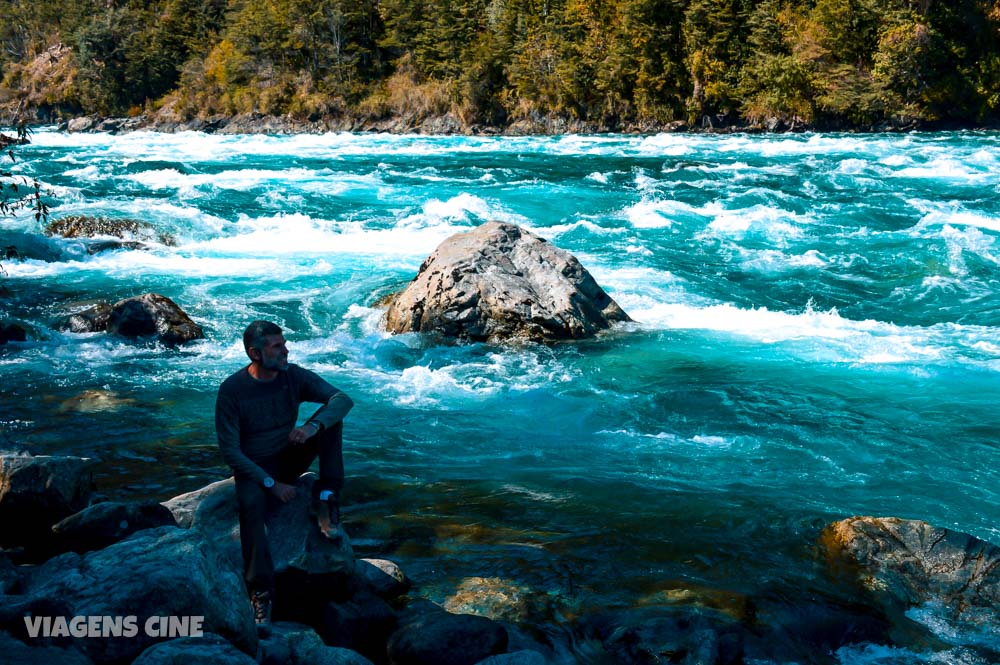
left=243, top=320, right=288, bottom=371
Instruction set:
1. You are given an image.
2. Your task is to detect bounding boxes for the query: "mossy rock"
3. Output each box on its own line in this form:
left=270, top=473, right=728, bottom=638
left=45, top=216, right=175, bottom=246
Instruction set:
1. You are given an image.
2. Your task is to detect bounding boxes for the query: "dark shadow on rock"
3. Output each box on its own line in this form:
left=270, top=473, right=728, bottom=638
left=50, top=500, right=177, bottom=554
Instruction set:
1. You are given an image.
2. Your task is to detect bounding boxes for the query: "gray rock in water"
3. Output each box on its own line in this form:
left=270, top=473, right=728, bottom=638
left=820, top=516, right=1000, bottom=626
left=64, top=293, right=203, bottom=345
left=107, top=293, right=204, bottom=345
left=384, top=222, right=630, bottom=343
left=583, top=606, right=744, bottom=665
left=0, top=449, right=95, bottom=548
left=387, top=600, right=508, bottom=665
left=51, top=500, right=178, bottom=554
left=17, top=526, right=255, bottom=663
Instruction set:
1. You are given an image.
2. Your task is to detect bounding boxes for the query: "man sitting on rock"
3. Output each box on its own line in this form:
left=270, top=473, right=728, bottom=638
left=215, top=320, right=354, bottom=636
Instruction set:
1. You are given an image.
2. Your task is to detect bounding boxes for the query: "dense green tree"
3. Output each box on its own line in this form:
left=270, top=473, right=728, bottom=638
left=2, top=0, right=1000, bottom=128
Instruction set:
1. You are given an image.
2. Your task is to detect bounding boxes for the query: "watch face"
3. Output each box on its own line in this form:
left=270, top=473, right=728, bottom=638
left=263, top=477, right=274, bottom=488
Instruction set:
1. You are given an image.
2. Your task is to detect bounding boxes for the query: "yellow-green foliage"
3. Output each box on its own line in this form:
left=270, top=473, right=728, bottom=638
left=1, top=0, right=1000, bottom=128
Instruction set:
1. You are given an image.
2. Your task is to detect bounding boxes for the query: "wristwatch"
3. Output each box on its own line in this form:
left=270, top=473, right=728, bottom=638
left=307, top=421, right=322, bottom=433
left=262, top=477, right=275, bottom=488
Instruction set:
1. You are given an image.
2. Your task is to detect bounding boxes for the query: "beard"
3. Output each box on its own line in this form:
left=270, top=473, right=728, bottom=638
left=261, top=355, right=289, bottom=371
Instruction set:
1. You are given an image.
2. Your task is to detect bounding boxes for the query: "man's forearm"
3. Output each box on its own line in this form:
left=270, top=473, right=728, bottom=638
left=307, top=391, right=354, bottom=431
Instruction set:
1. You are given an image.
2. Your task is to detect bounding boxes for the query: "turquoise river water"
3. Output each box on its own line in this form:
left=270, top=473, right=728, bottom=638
left=1, top=129, right=998, bottom=664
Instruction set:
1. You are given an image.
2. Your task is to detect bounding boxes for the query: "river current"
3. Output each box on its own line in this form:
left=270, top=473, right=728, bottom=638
left=2, top=129, right=999, bottom=664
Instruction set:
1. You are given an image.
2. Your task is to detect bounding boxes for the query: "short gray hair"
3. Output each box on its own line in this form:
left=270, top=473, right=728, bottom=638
left=243, top=320, right=282, bottom=355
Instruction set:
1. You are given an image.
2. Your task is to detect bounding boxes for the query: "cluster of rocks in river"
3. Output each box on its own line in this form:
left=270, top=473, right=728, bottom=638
left=2, top=445, right=999, bottom=664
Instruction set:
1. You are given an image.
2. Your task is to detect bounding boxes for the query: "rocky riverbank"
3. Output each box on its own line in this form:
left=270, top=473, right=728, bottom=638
left=2, top=444, right=999, bottom=665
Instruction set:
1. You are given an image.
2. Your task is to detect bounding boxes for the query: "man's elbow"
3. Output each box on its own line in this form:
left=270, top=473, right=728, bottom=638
left=333, top=392, right=354, bottom=416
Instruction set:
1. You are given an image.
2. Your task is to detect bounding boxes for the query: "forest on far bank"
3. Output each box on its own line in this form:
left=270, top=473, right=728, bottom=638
left=1, top=0, right=999, bottom=132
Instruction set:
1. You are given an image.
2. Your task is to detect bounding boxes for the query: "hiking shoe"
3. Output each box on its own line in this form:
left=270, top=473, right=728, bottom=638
left=313, top=496, right=342, bottom=542
left=250, top=589, right=272, bottom=637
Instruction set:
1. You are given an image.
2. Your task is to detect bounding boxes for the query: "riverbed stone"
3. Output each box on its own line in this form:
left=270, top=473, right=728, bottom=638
left=106, top=293, right=204, bottom=345
left=387, top=600, right=508, bottom=665
left=14, top=525, right=255, bottom=664
left=584, top=607, right=744, bottom=665
left=820, top=516, right=1000, bottom=626
left=51, top=500, right=177, bottom=553
left=383, top=221, right=630, bottom=343
left=0, top=449, right=95, bottom=548
left=131, top=633, right=257, bottom=665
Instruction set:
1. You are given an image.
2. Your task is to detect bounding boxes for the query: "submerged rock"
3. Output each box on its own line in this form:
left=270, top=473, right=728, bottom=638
left=383, top=221, right=630, bottom=343
left=820, top=516, right=1000, bottom=627
left=582, top=606, right=744, bottom=665
left=65, top=293, right=204, bottom=346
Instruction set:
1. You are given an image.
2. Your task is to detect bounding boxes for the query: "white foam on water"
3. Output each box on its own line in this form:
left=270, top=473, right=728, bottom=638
left=351, top=350, right=578, bottom=408
left=737, top=248, right=830, bottom=273
left=834, top=642, right=989, bottom=665
left=123, top=167, right=349, bottom=195
left=585, top=171, right=610, bottom=184
left=605, top=292, right=1000, bottom=369
left=892, top=157, right=994, bottom=181
left=697, top=204, right=811, bottom=246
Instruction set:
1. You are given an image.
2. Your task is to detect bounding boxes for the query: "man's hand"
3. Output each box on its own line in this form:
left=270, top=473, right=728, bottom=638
left=288, top=422, right=320, bottom=445
left=270, top=481, right=297, bottom=503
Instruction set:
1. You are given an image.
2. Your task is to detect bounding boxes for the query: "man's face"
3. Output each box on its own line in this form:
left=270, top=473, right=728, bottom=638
left=254, top=334, right=289, bottom=371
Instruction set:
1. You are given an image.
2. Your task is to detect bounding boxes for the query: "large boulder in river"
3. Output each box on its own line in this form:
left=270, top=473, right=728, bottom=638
left=66, top=293, right=204, bottom=345
left=820, top=516, right=1000, bottom=627
left=107, top=293, right=204, bottom=345
left=383, top=222, right=631, bottom=343
left=0, top=449, right=95, bottom=548
left=6, top=525, right=255, bottom=663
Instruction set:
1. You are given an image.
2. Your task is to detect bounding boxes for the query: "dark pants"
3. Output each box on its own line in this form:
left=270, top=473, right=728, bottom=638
left=235, top=421, right=344, bottom=593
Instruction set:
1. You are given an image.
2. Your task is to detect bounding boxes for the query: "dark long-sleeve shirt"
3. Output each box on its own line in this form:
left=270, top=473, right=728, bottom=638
left=215, top=363, right=353, bottom=485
